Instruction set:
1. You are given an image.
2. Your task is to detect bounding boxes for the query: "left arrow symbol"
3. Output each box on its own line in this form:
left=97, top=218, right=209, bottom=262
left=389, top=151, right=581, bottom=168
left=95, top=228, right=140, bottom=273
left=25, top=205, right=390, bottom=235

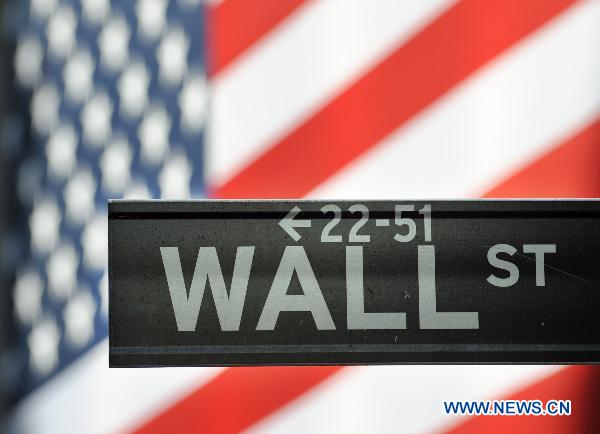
left=279, top=206, right=311, bottom=242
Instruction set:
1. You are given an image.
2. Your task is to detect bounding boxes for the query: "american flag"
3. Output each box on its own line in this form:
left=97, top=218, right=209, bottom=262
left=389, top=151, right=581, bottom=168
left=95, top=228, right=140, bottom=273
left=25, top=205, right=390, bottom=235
left=3, top=0, right=600, bottom=433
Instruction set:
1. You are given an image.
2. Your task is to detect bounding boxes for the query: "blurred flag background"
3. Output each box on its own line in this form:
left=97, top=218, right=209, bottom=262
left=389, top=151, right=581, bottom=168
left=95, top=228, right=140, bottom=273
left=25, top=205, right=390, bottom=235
left=0, top=0, right=599, bottom=433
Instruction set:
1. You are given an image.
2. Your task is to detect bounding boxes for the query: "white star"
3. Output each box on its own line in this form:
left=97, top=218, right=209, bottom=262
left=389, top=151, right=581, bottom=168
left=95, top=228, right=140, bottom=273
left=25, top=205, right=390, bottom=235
left=118, top=60, right=150, bottom=119
left=138, top=105, right=171, bottom=165
left=64, top=167, right=97, bottom=224
left=100, top=136, right=132, bottom=194
left=31, top=0, right=58, bottom=19
left=46, top=242, right=78, bottom=300
left=63, top=49, right=95, bottom=104
left=179, top=72, right=207, bottom=134
left=28, top=316, right=60, bottom=377
left=81, top=91, right=112, bottom=148
left=82, top=214, right=107, bottom=270
left=46, top=123, right=78, bottom=180
left=63, top=288, right=96, bottom=348
left=99, top=270, right=108, bottom=318
left=98, top=15, right=130, bottom=72
left=136, top=0, right=167, bottom=41
left=157, top=26, right=189, bottom=86
left=30, top=196, right=61, bottom=254
left=81, top=0, right=110, bottom=26
left=123, top=179, right=151, bottom=199
left=46, top=5, right=77, bottom=59
left=159, top=151, right=192, bottom=199
left=13, top=269, right=44, bottom=325
left=14, top=36, right=44, bottom=88
left=31, top=83, right=60, bottom=136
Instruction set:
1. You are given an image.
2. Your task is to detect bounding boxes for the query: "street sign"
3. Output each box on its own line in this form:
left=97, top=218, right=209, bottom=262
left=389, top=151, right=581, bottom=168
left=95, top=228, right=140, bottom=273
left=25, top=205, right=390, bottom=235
left=109, top=200, right=600, bottom=366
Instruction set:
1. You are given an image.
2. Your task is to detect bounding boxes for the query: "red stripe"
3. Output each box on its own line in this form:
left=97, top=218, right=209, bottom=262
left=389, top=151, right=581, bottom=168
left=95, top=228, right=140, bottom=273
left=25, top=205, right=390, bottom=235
left=485, top=118, right=600, bottom=198
left=444, top=366, right=600, bottom=434
left=130, top=366, right=342, bottom=434
left=215, top=0, right=577, bottom=199
left=207, top=0, right=306, bottom=76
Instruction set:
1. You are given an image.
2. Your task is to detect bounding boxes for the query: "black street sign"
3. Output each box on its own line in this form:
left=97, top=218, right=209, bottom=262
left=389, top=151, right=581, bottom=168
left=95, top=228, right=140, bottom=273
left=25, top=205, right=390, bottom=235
left=109, top=200, right=600, bottom=366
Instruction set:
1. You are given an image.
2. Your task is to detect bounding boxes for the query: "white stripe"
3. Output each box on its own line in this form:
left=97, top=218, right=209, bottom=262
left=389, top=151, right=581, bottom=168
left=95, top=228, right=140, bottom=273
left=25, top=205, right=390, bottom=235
left=10, top=340, right=224, bottom=434
left=310, top=0, right=600, bottom=200
left=207, top=0, right=456, bottom=187
left=246, top=365, right=562, bottom=434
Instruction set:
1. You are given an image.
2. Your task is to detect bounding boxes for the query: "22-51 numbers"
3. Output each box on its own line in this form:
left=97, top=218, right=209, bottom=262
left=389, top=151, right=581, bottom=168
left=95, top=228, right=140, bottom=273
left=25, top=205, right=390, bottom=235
left=319, top=204, right=432, bottom=243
